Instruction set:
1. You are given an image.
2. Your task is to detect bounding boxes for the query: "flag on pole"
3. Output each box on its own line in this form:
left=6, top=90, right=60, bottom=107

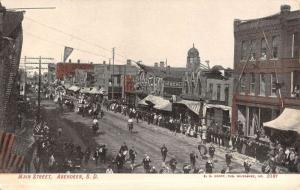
left=0, top=131, right=24, bottom=172
left=63, top=46, right=74, bottom=63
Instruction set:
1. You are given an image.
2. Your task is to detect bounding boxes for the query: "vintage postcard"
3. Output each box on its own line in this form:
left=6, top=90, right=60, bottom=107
left=0, top=0, right=299, bottom=189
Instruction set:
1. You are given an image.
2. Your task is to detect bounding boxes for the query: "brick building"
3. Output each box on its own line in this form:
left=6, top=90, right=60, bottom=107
left=231, top=5, right=300, bottom=137
left=56, top=61, right=93, bottom=81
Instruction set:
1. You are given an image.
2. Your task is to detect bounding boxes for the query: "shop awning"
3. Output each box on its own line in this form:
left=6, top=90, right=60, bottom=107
left=175, top=99, right=201, bottom=115
left=68, top=85, right=80, bottom=92
left=138, top=95, right=172, bottom=111
left=89, top=87, right=105, bottom=95
left=80, top=87, right=91, bottom=93
left=203, top=103, right=232, bottom=121
left=263, top=108, right=300, bottom=134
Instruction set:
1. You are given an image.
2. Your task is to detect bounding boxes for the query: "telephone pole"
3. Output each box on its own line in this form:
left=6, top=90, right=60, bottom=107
left=23, top=56, right=54, bottom=122
left=111, top=48, right=115, bottom=100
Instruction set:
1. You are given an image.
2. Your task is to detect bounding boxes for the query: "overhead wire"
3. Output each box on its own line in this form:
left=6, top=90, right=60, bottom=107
left=25, top=16, right=139, bottom=64
left=24, top=30, right=125, bottom=64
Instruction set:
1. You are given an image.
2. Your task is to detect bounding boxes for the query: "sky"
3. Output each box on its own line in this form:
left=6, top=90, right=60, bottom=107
left=2, top=0, right=300, bottom=69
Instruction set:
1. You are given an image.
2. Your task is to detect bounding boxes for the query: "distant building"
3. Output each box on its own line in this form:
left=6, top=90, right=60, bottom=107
left=231, top=5, right=300, bottom=137
left=47, top=63, right=56, bottom=83
left=135, top=61, right=186, bottom=98
left=56, top=62, right=93, bottom=81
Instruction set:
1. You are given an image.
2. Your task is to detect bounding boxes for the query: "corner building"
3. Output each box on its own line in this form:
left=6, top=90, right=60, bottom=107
left=231, top=5, right=300, bottom=137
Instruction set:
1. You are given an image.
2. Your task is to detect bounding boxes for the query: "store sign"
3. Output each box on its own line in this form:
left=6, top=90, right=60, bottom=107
left=164, top=81, right=183, bottom=87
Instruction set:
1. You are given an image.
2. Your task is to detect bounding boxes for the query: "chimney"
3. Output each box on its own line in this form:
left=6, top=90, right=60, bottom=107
left=103, top=61, right=106, bottom=65
left=160, top=61, right=164, bottom=68
left=281, top=4, right=291, bottom=13
left=77, top=59, right=80, bottom=64
left=154, top=62, right=158, bottom=67
left=127, top=59, right=132, bottom=65
left=68, top=59, right=72, bottom=63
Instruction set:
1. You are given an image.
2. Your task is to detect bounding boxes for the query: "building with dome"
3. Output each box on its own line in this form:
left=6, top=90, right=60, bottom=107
left=186, top=44, right=201, bottom=71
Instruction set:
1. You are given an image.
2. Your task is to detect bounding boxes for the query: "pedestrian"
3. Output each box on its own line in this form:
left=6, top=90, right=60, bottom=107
left=106, top=165, right=114, bottom=174
left=129, top=146, right=137, bottom=171
left=208, top=143, right=215, bottom=160
left=169, top=157, right=177, bottom=173
left=244, top=159, right=252, bottom=173
left=115, top=152, right=124, bottom=173
left=48, top=154, right=56, bottom=172
left=160, top=144, right=168, bottom=162
left=205, top=159, right=213, bottom=173
left=84, top=147, right=91, bottom=165
left=225, top=150, right=233, bottom=168
left=183, top=164, right=192, bottom=174
left=94, top=147, right=100, bottom=166
left=57, top=127, right=62, bottom=137
left=99, top=145, right=107, bottom=164
left=190, top=151, right=198, bottom=169
left=142, top=154, right=151, bottom=173
left=149, top=166, right=158, bottom=173
left=136, top=112, right=139, bottom=123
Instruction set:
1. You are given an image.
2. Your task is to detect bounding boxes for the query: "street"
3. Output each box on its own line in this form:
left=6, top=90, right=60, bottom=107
left=40, top=99, right=263, bottom=173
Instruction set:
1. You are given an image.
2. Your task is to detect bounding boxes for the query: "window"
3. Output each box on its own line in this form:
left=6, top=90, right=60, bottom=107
left=250, top=73, right=255, bottom=95
left=240, top=74, right=246, bottom=94
left=208, top=83, right=213, bottom=98
left=191, top=82, right=195, bottom=94
left=260, top=73, right=266, bottom=96
left=224, top=85, right=229, bottom=105
left=292, top=32, right=300, bottom=58
left=241, top=41, right=248, bottom=60
left=271, top=73, right=277, bottom=96
left=249, top=40, right=256, bottom=61
left=260, top=38, right=267, bottom=60
left=217, top=84, right=221, bottom=101
left=272, top=36, right=279, bottom=59
left=185, top=81, right=188, bottom=94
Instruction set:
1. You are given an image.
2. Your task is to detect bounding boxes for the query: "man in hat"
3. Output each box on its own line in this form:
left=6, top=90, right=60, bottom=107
left=99, top=144, right=107, bottom=164
left=129, top=146, right=137, bottom=171
left=205, top=159, right=213, bottom=173
left=169, top=157, right=177, bottom=173
left=160, top=144, right=168, bottom=162
left=190, top=151, right=198, bottom=169
left=243, top=159, right=252, bottom=173
left=119, top=142, right=129, bottom=158
left=142, top=154, right=151, bottom=173
left=115, top=152, right=124, bottom=173
left=225, top=150, right=233, bottom=168
left=208, top=143, right=215, bottom=160
left=94, top=147, right=100, bottom=166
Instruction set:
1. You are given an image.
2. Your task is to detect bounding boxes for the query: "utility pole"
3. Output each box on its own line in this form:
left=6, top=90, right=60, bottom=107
left=23, top=56, right=54, bottom=122
left=112, top=48, right=115, bottom=100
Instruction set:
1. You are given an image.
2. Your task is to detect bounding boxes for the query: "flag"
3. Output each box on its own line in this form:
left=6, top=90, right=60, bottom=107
left=0, top=131, right=24, bottom=172
left=63, top=46, right=74, bottom=63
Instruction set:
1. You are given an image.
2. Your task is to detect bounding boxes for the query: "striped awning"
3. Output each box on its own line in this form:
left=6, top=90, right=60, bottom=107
left=138, top=95, right=172, bottom=111
left=68, top=85, right=81, bottom=92
left=264, top=108, right=300, bottom=134
left=175, top=99, right=201, bottom=115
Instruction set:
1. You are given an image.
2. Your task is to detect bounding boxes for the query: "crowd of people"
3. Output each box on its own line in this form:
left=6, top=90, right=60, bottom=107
left=38, top=83, right=299, bottom=174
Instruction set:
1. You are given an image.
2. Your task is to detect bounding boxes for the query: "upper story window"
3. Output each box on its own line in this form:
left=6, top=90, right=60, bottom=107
left=272, top=36, right=279, bottom=59
left=208, top=83, right=213, bottom=99
left=250, top=73, right=255, bottom=95
left=240, top=74, right=246, bottom=94
left=260, top=38, right=267, bottom=60
left=241, top=41, right=248, bottom=61
left=271, top=73, right=277, bottom=96
left=292, top=32, right=300, bottom=58
left=259, top=73, right=266, bottom=96
left=217, top=84, right=221, bottom=101
left=249, top=40, right=256, bottom=61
